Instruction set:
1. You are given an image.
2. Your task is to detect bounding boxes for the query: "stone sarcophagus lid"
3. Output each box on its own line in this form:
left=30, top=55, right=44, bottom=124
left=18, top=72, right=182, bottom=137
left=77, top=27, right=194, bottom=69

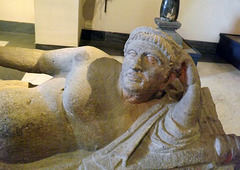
left=0, top=27, right=239, bottom=169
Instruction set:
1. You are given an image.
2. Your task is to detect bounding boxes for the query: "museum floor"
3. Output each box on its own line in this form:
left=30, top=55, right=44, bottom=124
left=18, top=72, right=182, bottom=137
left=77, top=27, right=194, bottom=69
left=0, top=31, right=239, bottom=136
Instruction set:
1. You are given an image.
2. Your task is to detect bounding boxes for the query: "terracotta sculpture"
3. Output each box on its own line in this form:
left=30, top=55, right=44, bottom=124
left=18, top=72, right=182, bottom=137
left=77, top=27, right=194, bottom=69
left=0, top=27, right=239, bottom=169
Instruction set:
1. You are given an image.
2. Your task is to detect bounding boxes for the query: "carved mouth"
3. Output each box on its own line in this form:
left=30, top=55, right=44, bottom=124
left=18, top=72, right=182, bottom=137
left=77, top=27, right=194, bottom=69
left=126, top=74, right=142, bottom=83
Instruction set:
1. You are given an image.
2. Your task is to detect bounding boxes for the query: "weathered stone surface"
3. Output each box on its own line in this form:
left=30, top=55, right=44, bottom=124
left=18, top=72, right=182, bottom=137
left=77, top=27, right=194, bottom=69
left=0, top=27, right=239, bottom=169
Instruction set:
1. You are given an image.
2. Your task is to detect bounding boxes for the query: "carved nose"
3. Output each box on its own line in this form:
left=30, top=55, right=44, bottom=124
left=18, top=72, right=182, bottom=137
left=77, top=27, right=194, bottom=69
left=131, top=57, right=142, bottom=72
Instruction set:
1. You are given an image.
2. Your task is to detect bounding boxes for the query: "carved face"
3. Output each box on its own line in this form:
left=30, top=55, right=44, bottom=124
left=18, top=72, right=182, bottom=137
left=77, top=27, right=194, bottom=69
left=121, top=40, right=171, bottom=102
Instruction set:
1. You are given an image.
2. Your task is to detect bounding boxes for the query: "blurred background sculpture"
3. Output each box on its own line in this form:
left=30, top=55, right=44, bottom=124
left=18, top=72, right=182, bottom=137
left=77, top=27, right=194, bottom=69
left=0, top=27, right=239, bottom=169
left=160, top=0, right=180, bottom=22
left=155, top=0, right=183, bottom=47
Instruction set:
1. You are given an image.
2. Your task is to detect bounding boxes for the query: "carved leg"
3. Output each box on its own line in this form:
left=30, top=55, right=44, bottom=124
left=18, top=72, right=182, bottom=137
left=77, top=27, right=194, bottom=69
left=0, top=111, right=78, bottom=163
left=0, top=89, right=78, bottom=163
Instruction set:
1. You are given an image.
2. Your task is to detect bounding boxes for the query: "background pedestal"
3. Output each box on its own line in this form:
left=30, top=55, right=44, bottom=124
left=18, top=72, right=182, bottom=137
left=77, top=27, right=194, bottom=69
left=155, top=18, right=183, bottom=47
left=155, top=17, right=201, bottom=65
left=217, top=33, right=240, bottom=70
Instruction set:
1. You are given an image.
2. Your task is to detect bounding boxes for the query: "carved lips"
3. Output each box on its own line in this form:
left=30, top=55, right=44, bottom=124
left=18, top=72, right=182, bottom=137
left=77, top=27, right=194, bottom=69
left=126, top=73, right=142, bottom=83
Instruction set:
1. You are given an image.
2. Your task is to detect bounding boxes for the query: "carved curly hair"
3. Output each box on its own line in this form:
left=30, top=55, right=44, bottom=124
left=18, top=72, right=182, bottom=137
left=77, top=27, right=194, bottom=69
left=124, top=27, right=188, bottom=71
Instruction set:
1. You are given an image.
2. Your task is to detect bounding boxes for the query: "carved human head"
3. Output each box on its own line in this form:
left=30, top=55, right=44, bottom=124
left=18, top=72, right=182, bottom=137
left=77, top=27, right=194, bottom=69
left=121, top=27, right=183, bottom=103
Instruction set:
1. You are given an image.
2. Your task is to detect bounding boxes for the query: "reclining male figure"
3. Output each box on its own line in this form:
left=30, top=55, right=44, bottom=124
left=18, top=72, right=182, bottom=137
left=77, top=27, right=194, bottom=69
left=1, top=27, right=234, bottom=166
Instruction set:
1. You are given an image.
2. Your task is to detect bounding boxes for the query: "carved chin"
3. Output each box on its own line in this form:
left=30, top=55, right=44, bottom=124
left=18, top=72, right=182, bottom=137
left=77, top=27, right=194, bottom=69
left=125, top=91, right=155, bottom=104
left=123, top=82, right=143, bottom=93
left=122, top=84, right=154, bottom=103
left=122, top=77, right=144, bottom=92
left=126, top=95, right=143, bottom=103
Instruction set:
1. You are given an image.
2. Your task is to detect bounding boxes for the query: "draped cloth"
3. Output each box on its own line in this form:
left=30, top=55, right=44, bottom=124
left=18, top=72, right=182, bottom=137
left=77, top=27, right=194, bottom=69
left=79, top=98, right=170, bottom=169
left=79, top=87, right=202, bottom=169
left=79, top=87, right=240, bottom=169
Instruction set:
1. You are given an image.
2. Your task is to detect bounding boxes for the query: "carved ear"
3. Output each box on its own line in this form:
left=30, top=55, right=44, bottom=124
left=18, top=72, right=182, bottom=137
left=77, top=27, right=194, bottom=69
left=178, top=62, right=187, bottom=87
left=165, top=62, right=187, bottom=101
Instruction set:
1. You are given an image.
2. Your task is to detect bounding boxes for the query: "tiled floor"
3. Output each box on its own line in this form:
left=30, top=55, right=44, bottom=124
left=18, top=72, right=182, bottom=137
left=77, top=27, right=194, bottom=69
left=198, top=61, right=240, bottom=136
left=0, top=31, right=239, bottom=136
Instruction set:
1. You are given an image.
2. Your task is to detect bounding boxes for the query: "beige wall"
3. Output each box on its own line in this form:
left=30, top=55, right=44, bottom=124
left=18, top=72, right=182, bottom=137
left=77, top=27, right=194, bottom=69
left=83, top=0, right=240, bottom=43
left=0, top=0, right=35, bottom=23
left=0, top=0, right=239, bottom=43
left=34, top=0, right=81, bottom=46
left=178, top=0, right=240, bottom=42
left=83, top=0, right=161, bottom=34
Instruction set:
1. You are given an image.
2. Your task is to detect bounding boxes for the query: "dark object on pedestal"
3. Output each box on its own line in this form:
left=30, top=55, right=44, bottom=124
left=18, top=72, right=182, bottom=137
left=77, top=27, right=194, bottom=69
left=156, top=0, right=182, bottom=47
left=217, top=33, right=240, bottom=70
left=160, top=0, right=180, bottom=22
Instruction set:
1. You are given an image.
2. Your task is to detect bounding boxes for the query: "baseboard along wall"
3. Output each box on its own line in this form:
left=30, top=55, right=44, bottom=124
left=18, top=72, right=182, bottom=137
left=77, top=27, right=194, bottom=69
left=0, top=20, right=35, bottom=34
left=0, top=21, right=218, bottom=54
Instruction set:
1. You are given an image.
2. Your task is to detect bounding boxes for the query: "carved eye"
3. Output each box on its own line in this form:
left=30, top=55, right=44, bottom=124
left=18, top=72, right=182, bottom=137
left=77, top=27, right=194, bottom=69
left=146, top=55, right=157, bottom=64
left=128, top=50, right=137, bottom=57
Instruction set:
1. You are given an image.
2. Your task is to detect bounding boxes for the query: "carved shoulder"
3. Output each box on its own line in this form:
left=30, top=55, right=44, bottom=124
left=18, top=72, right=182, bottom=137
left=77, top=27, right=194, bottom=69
left=62, top=46, right=115, bottom=117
